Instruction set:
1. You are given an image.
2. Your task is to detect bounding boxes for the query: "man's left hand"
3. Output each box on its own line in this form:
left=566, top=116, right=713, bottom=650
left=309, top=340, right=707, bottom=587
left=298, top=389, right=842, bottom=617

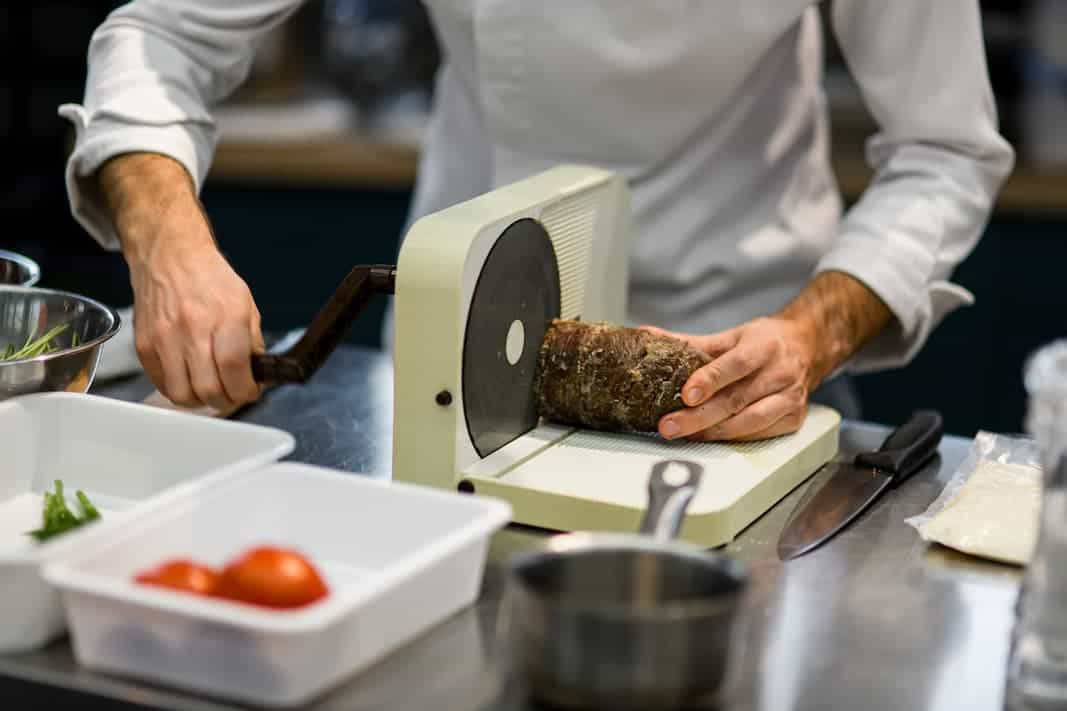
left=643, top=317, right=817, bottom=442
left=644, top=271, right=893, bottom=442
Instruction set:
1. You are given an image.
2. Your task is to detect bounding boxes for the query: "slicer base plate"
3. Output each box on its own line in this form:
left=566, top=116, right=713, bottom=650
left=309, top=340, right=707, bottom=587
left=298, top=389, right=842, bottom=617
left=462, top=404, right=841, bottom=548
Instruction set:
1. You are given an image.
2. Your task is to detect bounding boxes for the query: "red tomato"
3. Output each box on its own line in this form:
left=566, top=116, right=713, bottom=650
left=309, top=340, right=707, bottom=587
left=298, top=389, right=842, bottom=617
left=216, top=546, right=329, bottom=609
left=135, top=559, right=220, bottom=596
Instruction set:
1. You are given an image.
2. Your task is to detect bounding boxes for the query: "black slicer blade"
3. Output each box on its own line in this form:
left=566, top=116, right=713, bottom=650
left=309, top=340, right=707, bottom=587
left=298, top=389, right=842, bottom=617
left=462, top=218, right=561, bottom=458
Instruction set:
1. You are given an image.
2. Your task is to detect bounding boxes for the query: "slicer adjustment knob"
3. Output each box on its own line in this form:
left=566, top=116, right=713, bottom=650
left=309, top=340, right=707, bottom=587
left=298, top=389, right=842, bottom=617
left=435, top=390, right=453, bottom=407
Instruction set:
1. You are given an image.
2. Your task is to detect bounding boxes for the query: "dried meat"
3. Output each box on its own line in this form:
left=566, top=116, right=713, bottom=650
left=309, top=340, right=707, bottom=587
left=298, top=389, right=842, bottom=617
left=534, top=319, right=710, bottom=433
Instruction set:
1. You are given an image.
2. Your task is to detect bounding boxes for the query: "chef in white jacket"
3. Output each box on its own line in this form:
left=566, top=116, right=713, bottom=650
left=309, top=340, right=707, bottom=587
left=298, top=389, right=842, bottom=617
left=61, top=1, right=1013, bottom=442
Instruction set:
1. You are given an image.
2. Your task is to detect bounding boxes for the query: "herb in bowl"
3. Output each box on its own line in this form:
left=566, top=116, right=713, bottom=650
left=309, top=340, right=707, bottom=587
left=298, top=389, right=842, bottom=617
left=1, top=324, right=71, bottom=361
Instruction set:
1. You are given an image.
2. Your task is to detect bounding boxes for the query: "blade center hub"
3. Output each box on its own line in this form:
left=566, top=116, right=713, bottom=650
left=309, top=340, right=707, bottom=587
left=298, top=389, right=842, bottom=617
left=506, top=320, right=525, bottom=366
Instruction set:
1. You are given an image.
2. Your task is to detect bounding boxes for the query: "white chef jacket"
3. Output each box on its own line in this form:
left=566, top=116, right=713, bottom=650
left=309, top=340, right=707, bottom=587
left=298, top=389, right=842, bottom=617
left=59, top=1, right=1014, bottom=374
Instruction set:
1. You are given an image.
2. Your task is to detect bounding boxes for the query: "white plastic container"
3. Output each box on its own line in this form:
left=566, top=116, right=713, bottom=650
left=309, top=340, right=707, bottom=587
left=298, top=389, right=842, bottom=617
left=0, top=392, right=295, bottom=653
left=43, top=462, right=512, bottom=708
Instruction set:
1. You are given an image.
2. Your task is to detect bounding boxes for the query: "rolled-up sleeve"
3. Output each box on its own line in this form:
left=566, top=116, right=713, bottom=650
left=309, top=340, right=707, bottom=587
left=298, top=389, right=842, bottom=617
left=816, top=0, right=1015, bottom=373
left=60, top=0, right=304, bottom=250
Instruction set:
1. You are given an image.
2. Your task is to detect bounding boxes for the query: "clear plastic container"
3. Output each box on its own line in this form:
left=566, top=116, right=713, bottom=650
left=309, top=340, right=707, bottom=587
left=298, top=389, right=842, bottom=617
left=0, top=392, right=295, bottom=653
left=43, top=462, right=512, bottom=708
left=1007, top=340, right=1067, bottom=709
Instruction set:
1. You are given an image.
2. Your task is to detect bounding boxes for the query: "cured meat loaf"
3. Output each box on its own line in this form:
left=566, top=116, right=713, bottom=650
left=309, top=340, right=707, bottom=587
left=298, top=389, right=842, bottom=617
left=534, top=319, right=711, bottom=433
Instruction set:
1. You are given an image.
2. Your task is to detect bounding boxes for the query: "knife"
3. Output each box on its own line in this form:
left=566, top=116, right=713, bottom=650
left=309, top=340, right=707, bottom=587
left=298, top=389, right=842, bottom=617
left=777, top=409, right=944, bottom=561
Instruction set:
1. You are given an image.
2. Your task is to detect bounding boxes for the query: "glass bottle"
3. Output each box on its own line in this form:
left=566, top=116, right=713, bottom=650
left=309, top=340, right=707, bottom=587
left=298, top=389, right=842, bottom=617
left=1006, top=339, right=1067, bottom=709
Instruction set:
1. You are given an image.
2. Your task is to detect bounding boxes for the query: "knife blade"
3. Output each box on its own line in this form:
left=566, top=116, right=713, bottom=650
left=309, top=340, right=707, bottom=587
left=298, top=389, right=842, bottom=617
left=777, top=409, right=944, bottom=560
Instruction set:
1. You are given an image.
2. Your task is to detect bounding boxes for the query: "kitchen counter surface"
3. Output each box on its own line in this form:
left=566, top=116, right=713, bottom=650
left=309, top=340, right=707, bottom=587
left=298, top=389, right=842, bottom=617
left=0, top=345, right=1024, bottom=710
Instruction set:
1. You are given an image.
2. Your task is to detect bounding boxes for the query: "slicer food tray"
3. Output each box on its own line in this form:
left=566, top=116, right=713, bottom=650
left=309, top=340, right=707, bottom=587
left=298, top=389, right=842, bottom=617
left=464, top=404, right=841, bottom=547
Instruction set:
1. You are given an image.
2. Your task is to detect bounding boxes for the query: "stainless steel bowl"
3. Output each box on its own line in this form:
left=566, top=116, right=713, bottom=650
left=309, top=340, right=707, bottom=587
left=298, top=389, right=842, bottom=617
left=0, top=250, right=41, bottom=286
left=0, top=286, right=121, bottom=401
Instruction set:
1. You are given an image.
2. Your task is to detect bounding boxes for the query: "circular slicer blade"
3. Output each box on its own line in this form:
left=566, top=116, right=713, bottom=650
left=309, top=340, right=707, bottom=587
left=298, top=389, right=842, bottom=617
left=462, top=218, right=561, bottom=458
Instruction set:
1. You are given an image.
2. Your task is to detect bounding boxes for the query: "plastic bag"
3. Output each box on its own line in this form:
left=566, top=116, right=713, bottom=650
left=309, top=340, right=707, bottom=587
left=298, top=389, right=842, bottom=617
left=905, top=431, right=1044, bottom=566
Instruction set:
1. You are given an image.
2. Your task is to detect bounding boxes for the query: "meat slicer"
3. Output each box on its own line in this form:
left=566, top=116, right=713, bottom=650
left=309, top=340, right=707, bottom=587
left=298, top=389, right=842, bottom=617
left=389, top=165, right=839, bottom=547
left=253, top=164, right=840, bottom=547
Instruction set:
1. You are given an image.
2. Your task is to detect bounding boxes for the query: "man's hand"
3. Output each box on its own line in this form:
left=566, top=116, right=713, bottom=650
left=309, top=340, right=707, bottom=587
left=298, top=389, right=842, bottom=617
left=646, top=271, right=893, bottom=442
left=98, top=152, right=265, bottom=410
left=644, top=317, right=815, bottom=441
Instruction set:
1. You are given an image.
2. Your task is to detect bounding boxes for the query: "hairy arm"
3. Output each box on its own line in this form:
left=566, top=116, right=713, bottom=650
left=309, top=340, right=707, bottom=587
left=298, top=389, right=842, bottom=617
left=94, top=149, right=265, bottom=410
left=652, top=0, right=1011, bottom=442
left=59, top=1, right=304, bottom=408
left=777, top=270, right=893, bottom=392
left=648, top=272, right=893, bottom=442
left=97, top=152, right=206, bottom=258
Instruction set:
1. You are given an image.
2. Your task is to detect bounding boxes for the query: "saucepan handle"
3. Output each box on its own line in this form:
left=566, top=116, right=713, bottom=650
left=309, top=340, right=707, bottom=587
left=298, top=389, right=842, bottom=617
left=639, top=459, right=703, bottom=541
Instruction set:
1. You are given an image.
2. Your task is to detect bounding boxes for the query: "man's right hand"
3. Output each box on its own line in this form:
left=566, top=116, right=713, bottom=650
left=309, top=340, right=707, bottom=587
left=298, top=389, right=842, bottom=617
left=97, top=152, right=265, bottom=410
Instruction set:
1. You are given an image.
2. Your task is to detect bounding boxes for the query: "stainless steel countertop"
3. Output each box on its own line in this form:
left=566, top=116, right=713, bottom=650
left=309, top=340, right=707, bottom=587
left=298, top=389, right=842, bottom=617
left=0, top=345, right=1023, bottom=710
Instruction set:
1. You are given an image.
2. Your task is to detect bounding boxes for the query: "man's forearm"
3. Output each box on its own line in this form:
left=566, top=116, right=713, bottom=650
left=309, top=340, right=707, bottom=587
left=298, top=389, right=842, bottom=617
left=776, top=271, right=893, bottom=389
left=97, top=152, right=211, bottom=264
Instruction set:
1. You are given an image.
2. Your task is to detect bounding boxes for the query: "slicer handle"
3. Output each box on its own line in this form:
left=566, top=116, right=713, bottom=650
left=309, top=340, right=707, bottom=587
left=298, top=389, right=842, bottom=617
left=251, top=354, right=307, bottom=384
left=854, top=410, right=943, bottom=486
left=247, top=264, right=397, bottom=385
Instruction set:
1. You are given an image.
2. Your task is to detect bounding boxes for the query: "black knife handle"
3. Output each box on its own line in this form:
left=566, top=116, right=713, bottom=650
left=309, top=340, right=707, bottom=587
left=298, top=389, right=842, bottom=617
left=854, top=410, right=943, bottom=486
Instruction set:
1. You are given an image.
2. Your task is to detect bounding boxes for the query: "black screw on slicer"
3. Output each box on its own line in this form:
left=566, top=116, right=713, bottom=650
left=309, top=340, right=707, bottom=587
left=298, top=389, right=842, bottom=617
left=436, top=390, right=453, bottom=407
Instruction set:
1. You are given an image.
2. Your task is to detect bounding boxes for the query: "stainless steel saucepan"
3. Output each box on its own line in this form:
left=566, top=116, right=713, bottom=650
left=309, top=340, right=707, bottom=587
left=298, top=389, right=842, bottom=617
left=499, top=460, right=749, bottom=710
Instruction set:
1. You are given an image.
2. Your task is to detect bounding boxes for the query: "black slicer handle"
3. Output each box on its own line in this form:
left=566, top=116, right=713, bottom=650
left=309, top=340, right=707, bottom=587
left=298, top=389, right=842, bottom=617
left=251, top=354, right=307, bottom=384
left=247, top=264, right=397, bottom=385
left=854, top=410, right=943, bottom=486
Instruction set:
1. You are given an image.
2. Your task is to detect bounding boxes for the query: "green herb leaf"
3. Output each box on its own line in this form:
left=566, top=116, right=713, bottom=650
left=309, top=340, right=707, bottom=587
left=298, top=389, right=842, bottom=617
left=0, top=324, right=70, bottom=362
left=76, top=490, right=100, bottom=521
left=27, top=479, right=102, bottom=541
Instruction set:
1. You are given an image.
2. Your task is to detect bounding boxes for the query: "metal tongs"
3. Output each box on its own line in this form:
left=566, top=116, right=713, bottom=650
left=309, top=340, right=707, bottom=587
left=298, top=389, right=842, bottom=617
left=249, top=264, right=397, bottom=385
